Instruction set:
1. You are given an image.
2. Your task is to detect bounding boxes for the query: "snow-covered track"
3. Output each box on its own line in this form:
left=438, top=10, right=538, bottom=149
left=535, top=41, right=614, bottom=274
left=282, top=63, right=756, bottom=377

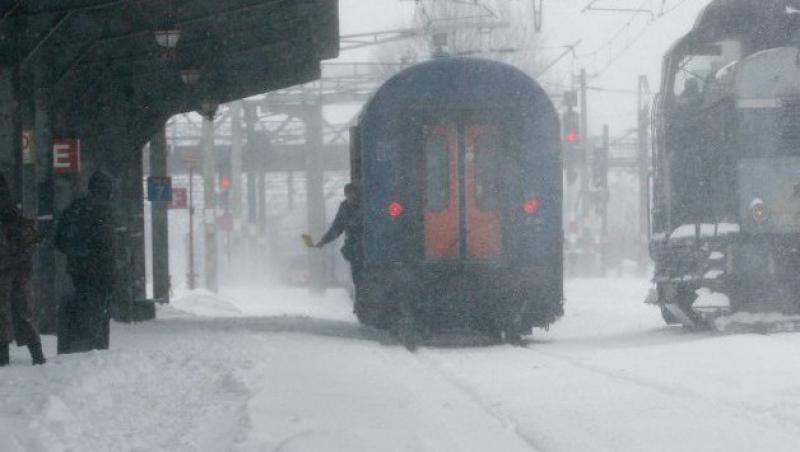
left=411, top=349, right=546, bottom=452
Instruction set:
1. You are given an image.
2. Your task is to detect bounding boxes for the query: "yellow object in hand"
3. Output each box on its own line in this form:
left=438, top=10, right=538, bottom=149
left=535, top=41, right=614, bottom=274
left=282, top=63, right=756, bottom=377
left=301, top=234, right=314, bottom=248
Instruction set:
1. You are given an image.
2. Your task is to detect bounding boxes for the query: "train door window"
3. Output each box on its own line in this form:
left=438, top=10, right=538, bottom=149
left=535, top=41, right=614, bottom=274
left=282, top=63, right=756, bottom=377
left=474, top=133, right=499, bottom=211
left=425, top=133, right=449, bottom=212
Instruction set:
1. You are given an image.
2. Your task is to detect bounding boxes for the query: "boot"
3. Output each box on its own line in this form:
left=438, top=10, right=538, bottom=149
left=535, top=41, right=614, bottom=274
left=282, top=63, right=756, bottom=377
left=0, top=341, right=9, bottom=367
left=28, top=342, right=45, bottom=366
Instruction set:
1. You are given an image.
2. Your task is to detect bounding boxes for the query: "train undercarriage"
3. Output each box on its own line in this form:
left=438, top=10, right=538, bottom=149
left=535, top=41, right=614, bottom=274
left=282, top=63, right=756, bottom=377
left=650, top=229, right=800, bottom=332
left=354, top=264, right=563, bottom=346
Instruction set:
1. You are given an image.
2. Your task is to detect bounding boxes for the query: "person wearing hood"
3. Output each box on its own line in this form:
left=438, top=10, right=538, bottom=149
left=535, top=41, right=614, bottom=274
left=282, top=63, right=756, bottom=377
left=55, top=171, right=116, bottom=353
left=0, top=173, right=45, bottom=366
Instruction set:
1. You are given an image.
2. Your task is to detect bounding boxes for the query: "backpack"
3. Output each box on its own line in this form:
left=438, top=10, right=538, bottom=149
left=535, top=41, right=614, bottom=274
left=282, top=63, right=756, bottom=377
left=55, top=200, right=91, bottom=257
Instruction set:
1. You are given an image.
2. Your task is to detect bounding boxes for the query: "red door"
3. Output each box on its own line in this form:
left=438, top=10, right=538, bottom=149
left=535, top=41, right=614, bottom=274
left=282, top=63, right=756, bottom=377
left=424, top=125, right=459, bottom=260
left=465, top=124, right=502, bottom=260
left=424, top=123, right=502, bottom=261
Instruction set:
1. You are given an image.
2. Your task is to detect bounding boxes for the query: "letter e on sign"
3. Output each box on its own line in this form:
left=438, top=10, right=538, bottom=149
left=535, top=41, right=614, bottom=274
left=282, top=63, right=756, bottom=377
left=53, top=139, right=81, bottom=174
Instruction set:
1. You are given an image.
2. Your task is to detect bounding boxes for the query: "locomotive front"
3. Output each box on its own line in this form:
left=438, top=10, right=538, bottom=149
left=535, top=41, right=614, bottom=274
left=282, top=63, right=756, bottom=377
left=350, top=58, right=563, bottom=340
left=650, top=1, right=800, bottom=329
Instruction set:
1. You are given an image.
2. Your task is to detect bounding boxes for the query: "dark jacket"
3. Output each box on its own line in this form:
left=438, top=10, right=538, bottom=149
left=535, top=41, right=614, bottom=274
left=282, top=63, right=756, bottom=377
left=0, top=207, right=41, bottom=274
left=56, top=195, right=115, bottom=280
left=319, top=199, right=362, bottom=262
left=0, top=207, right=42, bottom=346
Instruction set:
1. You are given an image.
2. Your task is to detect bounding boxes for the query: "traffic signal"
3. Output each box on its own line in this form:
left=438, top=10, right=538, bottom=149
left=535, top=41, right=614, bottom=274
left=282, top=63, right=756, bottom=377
left=563, top=109, right=580, bottom=145
left=217, top=149, right=232, bottom=209
left=220, top=175, right=232, bottom=190
left=591, top=144, right=609, bottom=189
left=562, top=108, right=581, bottom=183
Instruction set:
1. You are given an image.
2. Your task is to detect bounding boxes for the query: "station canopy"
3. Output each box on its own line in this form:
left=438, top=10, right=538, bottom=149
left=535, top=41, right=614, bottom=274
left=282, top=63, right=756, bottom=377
left=0, top=1, right=339, bottom=121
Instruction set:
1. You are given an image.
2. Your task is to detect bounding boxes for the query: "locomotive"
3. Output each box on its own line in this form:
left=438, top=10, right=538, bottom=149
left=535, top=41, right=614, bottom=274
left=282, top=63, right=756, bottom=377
left=349, top=57, right=563, bottom=340
left=650, top=0, right=800, bottom=328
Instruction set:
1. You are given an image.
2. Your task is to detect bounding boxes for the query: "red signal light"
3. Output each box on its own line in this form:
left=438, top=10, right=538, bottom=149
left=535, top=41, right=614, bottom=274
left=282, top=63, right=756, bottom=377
left=523, top=198, right=541, bottom=215
left=565, top=130, right=579, bottom=145
left=220, top=175, right=232, bottom=190
left=388, top=201, right=404, bottom=218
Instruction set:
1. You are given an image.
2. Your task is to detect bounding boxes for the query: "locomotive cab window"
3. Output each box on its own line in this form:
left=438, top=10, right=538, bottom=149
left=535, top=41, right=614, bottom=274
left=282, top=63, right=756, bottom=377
left=425, top=133, right=450, bottom=212
left=475, top=133, right=500, bottom=211
left=672, top=40, right=741, bottom=101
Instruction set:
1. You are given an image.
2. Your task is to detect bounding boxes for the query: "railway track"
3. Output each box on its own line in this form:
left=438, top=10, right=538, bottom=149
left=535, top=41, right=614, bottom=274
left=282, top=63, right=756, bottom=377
left=406, top=336, right=800, bottom=452
left=410, top=349, right=547, bottom=452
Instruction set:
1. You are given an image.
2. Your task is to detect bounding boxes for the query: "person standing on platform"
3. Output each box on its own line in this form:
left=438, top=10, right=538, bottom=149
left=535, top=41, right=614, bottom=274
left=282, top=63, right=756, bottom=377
left=0, top=173, right=46, bottom=366
left=55, top=171, right=116, bottom=353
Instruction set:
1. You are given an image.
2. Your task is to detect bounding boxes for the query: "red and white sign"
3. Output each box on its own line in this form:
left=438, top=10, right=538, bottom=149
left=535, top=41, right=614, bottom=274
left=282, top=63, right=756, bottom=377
left=53, top=139, right=81, bottom=174
left=170, top=188, right=188, bottom=209
left=21, top=131, right=33, bottom=164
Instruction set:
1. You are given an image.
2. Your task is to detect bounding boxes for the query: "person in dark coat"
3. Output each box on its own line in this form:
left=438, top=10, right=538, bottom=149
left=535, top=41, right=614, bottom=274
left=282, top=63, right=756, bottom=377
left=315, top=183, right=363, bottom=286
left=0, top=174, right=45, bottom=366
left=55, top=171, right=116, bottom=353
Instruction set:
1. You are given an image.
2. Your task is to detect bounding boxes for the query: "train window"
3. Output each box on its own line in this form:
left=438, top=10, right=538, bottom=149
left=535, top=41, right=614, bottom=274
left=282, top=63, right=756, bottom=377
left=673, top=41, right=741, bottom=101
left=475, top=134, right=500, bottom=211
left=425, top=133, right=449, bottom=212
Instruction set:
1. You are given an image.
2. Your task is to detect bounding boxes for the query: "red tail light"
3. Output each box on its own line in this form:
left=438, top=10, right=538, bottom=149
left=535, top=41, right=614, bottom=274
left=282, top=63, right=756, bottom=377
left=523, top=198, right=541, bottom=215
left=388, top=201, right=404, bottom=218
left=565, top=130, right=579, bottom=144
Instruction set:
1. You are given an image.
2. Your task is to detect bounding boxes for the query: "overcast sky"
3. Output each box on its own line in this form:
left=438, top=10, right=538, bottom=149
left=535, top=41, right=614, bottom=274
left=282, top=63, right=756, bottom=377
left=336, top=0, right=713, bottom=137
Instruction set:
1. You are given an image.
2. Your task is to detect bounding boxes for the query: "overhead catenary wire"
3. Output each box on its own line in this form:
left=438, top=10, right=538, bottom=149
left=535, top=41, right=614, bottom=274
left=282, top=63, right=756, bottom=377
left=575, top=0, right=695, bottom=75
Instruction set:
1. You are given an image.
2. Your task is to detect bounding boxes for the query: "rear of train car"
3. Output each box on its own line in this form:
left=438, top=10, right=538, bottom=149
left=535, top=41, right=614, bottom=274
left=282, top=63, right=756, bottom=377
left=349, top=58, right=563, bottom=337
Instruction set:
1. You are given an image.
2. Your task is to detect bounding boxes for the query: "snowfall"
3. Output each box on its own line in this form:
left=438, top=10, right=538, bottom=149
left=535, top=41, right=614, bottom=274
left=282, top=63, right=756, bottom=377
left=3, top=278, right=800, bottom=452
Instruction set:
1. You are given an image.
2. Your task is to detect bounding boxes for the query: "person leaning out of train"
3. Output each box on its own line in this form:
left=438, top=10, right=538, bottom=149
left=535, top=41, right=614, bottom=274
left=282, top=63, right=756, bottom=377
left=315, top=183, right=364, bottom=284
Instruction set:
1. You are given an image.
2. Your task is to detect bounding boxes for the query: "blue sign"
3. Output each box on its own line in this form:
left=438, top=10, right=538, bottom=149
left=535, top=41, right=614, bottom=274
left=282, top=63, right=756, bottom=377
left=147, top=176, right=173, bottom=202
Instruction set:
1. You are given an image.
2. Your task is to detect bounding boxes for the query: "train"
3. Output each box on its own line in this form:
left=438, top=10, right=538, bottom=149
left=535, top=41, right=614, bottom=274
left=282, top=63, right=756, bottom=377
left=348, top=57, right=564, bottom=341
left=649, top=0, right=800, bottom=328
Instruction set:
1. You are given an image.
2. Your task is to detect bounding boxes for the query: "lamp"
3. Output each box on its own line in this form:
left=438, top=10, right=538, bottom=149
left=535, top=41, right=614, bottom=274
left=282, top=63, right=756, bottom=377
left=155, top=29, right=181, bottom=58
left=154, top=29, right=181, bottom=49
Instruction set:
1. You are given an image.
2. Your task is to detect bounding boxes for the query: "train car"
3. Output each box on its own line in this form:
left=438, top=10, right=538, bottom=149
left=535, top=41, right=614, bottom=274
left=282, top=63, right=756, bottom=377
left=649, top=0, right=800, bottom=329
left=349, top=57, right=563, bottom=340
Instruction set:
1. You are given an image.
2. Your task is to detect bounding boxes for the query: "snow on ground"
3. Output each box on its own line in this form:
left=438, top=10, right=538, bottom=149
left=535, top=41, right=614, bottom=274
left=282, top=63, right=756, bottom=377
left=424, top=278, right=800, bottom=452
left=0, top=286, right=530, bottom=452
left=4, top=278, right=800, bottom=451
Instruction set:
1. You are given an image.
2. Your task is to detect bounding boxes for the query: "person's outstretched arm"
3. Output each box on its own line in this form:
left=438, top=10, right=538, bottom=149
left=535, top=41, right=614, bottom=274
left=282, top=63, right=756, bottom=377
left=316, top=204, right=347, bottom=247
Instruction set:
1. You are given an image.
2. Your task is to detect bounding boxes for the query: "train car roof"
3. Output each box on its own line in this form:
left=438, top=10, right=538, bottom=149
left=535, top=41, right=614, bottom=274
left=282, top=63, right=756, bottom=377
left=358, top=57, right=556, bottom=125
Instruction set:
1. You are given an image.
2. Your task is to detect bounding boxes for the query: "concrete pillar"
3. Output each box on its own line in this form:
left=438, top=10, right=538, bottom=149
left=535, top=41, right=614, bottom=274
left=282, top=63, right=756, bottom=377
left=131, top=146, right=147, bottom=308
left=229, top=102, right=243, bottom=281
left=305, top=99, right=326, bottom=292
left=112, top=140, right=148, bottom=322
left=149, top=125, right=170, bottom=303
left=51, top=126, right=78, bottom=330
left=243, top=102, right=259, bottom=278
left=19, top=73, right=36, bottom=219
left=202, top=115, right=218, bottom=292
left=257, top=168, right=267, bottom=274
left=230, top=101, right=243, bottom=234
left=32, top=73, right=56, bottom=333
left=0, top=66, right=21, bottom=203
